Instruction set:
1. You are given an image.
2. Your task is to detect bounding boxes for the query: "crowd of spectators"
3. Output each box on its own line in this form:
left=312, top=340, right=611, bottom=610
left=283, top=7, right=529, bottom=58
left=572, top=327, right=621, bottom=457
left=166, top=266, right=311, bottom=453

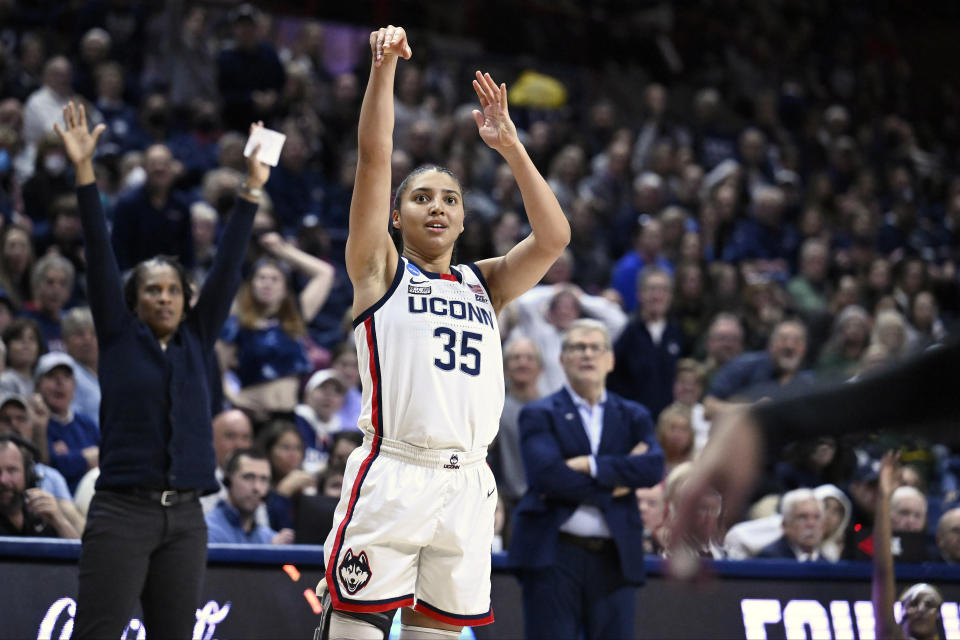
left=1, top=0, right=959, bottom=569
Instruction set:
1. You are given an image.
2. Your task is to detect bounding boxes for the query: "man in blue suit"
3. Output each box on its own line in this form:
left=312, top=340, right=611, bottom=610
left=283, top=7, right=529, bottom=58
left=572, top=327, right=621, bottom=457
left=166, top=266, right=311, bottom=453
left=510, top=318, right=664, bottom=640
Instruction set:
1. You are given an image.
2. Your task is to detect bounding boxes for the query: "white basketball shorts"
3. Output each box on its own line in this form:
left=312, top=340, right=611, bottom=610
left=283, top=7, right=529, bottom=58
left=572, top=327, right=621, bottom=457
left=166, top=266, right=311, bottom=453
left=323, top=434, right=497, bottom=627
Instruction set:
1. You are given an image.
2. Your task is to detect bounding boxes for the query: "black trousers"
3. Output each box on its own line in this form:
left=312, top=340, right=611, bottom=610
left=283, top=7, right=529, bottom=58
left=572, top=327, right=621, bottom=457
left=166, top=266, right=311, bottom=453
left=521, top=538, right=636, bottom=640
left=73, top=490, right=208, bottom=640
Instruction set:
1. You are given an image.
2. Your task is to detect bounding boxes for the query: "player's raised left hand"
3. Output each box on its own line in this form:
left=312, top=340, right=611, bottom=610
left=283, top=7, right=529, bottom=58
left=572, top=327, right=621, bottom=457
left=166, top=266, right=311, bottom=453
left=472, top=71, right=518, bottom=152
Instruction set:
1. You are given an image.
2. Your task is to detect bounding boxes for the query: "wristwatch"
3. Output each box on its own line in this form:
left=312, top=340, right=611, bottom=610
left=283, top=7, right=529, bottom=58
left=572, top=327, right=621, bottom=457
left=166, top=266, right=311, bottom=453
left=239, top=184, right=263, bottom=200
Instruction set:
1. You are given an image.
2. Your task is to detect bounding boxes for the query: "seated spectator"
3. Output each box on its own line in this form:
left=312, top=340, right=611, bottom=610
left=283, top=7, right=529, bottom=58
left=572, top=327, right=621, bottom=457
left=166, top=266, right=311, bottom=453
left=110, top=144, right=194, bottom=270
left=489, top=337, right=543, bottom=506
left=189, top=201, right=218, bottom=288
left=36, top=352, right=99, bottom=493
left=775, top=436, right=853, bottom=491
left=205, top=449, right=294, bottom=545
left=844, top=456, right=882, bottom=561
left=22, top=253, right=74, bottom=351
left=329, top=342, right=362, bottom=431
left=91, top=61, right=138, bottom=155
left=786, top=238, right=832, bottom=318
left=757, top=488, right=825, bottom=561
left=871, top=309, right=911, bottom=361
left=259, top=420, right=315, bottom=531
left=889, top=484, right=930, bottom=562
left=816, top=305, right=871, bottom=381
left=610, top=217, right=674, bottom=313
left=318, top=463, right=345, bottom=499
left=0, top=225, right=35, bottom=309
left=294, top=369, right=348, bottom=473
left=672, top=261, right=712, bottom=356
left=609, top=267, right=682, bottom=419
left=636, top=483, right=666, bottom=554
left=217, top=4, right=285, bottom=131
left=722, top=185, right=799, bottom=283
left=61, top=307, right=99, bottom=426
left=0, top=407, right=83, bottom=532
left=662, top=461, right=725, bottom=559
left=328, top=430, right=362, bottom=469
left=0, top=317, right=44, bottom=397
left=263, top=128, right=326, bottom=234
left=908, top=290, right=947, bottom=350
left=699, top=312, right=745, bottom=386
left=0, top=390, right=49, bottom=464
left=672, top=358, right=710, bottom=456
left=21, top=133, right=73, bottom=231
left=656, top=402, right=694, bottom=476
left=219, top=241, right=334, bottom=421
left=815, top=484, right=851, bottom=562
left=891, top=485, right=928, bottom=533
left=936, top=508, right=960, bottom=564
left=706, top=318, right=813, bottom=406
left=200, top=409, right=270, bottom=529
left=0, top=435, right=80, bottom=537
left=23, top=57, right=80, bottom=150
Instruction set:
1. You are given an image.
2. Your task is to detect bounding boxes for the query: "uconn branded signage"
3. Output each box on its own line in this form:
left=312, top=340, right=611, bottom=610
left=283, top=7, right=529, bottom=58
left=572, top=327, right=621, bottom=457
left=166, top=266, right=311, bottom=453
left=740, top=598, right=960, bottom=639
left=36, top=598, right=230, bottom=640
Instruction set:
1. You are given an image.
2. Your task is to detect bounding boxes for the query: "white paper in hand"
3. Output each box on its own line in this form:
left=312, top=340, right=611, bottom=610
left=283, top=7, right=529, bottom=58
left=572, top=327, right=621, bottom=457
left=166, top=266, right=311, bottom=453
left=243, top=127, right=286, bottom=167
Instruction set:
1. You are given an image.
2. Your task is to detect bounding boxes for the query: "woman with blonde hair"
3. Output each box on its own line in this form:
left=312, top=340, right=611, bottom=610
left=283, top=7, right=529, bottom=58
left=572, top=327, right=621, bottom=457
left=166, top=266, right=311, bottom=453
left=218, top=232, right=334, bottom=421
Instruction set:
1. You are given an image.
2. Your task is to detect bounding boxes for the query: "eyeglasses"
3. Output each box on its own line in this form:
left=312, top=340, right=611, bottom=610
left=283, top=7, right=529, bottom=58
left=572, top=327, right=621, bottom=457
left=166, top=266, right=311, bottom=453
left=563, top=342, right=609, bottom=355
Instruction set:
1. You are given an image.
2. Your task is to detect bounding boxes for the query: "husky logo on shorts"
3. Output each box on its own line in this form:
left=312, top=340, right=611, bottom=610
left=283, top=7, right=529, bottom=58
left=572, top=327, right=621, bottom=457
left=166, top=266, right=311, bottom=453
left=444, top=453, right=460, bottom=470
left=338, top=548, right=372, bottom=594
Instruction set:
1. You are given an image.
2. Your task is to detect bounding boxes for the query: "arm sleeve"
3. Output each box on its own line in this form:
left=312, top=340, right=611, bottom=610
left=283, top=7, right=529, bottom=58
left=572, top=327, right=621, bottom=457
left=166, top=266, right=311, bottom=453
left=191, top=197, right=258, bottom=349
left=753, top=341, right=960, bottom=459
left=77, top=184, right=130, bottom=342
left=519, top=405, right=612, bottom=508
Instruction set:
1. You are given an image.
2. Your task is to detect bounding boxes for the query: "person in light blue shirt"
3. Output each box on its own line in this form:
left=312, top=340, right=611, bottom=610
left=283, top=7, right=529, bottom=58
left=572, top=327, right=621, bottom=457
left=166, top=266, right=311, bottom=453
left=205, top=448, right=293, bottom=545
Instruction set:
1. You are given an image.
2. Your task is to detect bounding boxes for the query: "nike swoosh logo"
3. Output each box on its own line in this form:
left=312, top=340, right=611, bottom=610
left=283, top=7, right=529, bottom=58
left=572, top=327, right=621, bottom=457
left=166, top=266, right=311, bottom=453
left=487, top=488, right=496, bottom=498
left=410, top=279, right=429, bottom=284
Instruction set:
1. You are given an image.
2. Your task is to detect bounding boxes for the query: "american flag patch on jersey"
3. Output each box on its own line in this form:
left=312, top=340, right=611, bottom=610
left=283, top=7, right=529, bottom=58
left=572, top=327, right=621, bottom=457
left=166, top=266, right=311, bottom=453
left=469, top=284, right=488, bottom=303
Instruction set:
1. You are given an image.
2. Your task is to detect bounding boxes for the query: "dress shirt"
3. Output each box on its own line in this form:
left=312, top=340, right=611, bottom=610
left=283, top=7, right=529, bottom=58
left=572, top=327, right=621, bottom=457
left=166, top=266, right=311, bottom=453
left=559, top=384, right=612, bottom=538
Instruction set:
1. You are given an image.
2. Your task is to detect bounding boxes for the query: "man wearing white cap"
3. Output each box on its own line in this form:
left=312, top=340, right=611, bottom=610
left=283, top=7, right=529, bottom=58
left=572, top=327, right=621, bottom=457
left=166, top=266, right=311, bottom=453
left=295, top=368, right=348, bottom=473
left=35, top=352, right=99, bottom=492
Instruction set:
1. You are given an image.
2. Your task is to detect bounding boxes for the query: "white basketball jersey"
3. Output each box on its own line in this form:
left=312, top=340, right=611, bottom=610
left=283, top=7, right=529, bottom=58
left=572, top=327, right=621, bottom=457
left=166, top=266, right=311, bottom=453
left=352, top=257, right=504, bottom=451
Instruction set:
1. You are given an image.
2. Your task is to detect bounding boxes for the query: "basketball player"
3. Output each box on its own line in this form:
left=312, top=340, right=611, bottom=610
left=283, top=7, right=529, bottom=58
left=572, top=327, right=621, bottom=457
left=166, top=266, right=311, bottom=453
left=874, top=451, right=944, bottom=640
left=317, top=26, right=570, bottom=640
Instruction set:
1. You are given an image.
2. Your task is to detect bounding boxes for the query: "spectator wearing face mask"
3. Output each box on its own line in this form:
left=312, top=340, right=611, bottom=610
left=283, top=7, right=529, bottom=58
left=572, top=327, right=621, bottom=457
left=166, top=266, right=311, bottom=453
left=21, top=133, right=73, bottom=233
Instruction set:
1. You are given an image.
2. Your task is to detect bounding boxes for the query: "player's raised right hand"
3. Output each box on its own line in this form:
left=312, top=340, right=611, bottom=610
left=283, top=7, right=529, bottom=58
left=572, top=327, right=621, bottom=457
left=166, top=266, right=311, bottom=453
left=369, top=25, right=412, bottom=67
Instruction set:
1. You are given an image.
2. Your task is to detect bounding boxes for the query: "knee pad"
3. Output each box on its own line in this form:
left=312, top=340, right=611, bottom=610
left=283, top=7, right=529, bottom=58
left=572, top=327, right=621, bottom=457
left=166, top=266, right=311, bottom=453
left=313, top=581, right=395, bottom=640
left=398, top=624, right=462, bottom=639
